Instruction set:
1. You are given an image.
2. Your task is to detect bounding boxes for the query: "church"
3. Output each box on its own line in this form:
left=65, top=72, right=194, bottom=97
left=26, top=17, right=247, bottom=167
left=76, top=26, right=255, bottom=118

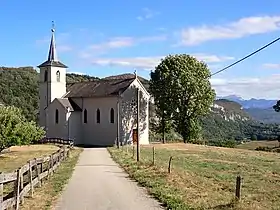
left=38, top=28, right=150, bottom=146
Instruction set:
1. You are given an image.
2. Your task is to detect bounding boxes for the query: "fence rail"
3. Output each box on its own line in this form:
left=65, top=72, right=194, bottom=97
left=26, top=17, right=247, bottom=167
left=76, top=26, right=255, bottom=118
left=39, top=137, right=74, bottom=147
left=0, top=143, right=72, bottom=210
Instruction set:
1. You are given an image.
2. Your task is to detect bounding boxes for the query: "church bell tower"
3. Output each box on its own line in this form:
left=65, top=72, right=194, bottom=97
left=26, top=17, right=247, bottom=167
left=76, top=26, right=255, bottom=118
left=38, top=23, right=68, bottom=128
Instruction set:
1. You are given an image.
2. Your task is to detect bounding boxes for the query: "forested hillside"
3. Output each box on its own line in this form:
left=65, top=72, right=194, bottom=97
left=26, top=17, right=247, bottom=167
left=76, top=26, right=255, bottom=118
left=0, top=67, right=98, bottom=122
left=0, top=67, right=278, bottom=143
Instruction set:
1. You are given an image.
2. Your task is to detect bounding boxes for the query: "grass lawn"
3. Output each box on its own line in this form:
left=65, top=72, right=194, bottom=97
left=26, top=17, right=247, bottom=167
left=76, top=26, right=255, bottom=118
left=20, top=147, right=83, bottom=210
left=236, top=140, right=279, bottom=150
left=0, top=144, right=58, bottom=172
left=109, top=143, right=280, bottom=210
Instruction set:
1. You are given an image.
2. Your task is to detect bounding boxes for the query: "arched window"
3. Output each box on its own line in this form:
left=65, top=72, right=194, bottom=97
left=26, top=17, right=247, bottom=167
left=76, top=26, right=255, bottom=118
left=96, top=109, right=100, bottom=124
left=110, top=108, right=114, bottom=123
left=55, top=109, right=59, bottom=124
left=84, top=109, right=87, bottom=123
left=56, top=71, right=60, bottom=82
left=44, top=70, right=48, bottom=82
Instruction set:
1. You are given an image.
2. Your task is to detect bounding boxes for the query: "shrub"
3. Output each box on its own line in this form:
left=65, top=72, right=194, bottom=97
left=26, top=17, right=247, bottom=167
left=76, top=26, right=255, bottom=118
left=255, top=146, right=272, bottom=152
left=0, top=106, right=45, bottom=152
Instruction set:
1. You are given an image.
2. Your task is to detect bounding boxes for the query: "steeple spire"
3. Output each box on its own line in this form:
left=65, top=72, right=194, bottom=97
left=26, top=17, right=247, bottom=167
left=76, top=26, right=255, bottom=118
left=47, top=21, right=58, bottom=61
left=37, top=21, right=68, bottom=68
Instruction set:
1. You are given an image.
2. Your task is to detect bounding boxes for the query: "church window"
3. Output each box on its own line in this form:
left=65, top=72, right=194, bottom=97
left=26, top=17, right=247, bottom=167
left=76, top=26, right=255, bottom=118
left=84, top=109, right=88, bottom=123
left=110, top=108, right=114, bottom=123
left=96, top=109, right=100, bottom=124
left=55, top=109, right=59, bottom=124
left=44, top=70, right=48, bottom=82
left=56, top=71, right=60, bottom=82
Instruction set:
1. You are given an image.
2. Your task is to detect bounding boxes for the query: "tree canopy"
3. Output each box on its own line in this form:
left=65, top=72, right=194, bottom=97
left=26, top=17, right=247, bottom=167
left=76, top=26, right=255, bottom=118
left=0, top=106, right=45, bottom=152
left=150, top=54, right=216, bottom=143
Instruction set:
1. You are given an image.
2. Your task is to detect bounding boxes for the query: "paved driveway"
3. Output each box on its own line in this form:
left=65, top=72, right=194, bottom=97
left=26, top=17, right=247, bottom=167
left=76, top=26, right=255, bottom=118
left=55, top=148, right=164, bottom=210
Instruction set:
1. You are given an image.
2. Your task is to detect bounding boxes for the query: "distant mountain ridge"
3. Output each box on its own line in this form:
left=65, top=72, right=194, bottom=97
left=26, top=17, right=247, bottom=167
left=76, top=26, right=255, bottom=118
left=218, top=95, right=277, bottom=109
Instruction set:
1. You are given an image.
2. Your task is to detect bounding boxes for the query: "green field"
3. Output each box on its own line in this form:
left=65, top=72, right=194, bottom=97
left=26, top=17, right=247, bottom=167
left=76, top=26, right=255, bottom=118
left=109, top=143, right=280, bottom=210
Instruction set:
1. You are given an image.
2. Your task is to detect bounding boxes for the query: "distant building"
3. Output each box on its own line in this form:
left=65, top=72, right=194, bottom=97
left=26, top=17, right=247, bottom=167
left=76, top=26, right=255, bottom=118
left=38, top=27, right=150, bottom=146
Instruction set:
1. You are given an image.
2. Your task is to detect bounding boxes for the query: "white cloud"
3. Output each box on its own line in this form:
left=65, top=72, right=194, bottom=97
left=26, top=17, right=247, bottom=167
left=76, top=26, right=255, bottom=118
left=90, top=54, right=234, bottom=70
left=89, top=35, right=166, bottom=51
left=137, top=8, right=159, bottom=21
left=90, top=37, right=134, bottom=50
left=180, top=15, right=280, bottom=45
left=262, top=63, right=280, bottom=69
left=211, top=75, right=280, bottom=99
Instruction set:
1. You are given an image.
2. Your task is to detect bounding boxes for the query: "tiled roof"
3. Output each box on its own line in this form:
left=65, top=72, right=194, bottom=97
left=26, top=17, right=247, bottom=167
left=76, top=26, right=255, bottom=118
left=57, top=98, right=82, bottom=111
left=38, top=60, right=68, bottom=68
left=65, top=78, right=135, bottom=98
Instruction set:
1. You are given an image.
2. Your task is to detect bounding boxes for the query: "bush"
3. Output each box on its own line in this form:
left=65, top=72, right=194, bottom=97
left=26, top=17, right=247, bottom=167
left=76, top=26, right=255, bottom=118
left=208, top=139, right=237, bottom=148
left=0, top=106, right=45, bottom=152
left=255, top=146, right=272, bottom=152
left=189, top=138, right=206, bottom=145
left=250, top=134, right=257, bottom=140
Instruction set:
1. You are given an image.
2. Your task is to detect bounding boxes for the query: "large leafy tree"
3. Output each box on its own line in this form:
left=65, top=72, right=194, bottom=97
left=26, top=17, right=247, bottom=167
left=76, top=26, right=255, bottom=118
left=150, top=62, right=174, bottom=143
left=150, top=54, right=215, bottom=143
left=0, top=106, right=45, bottom=152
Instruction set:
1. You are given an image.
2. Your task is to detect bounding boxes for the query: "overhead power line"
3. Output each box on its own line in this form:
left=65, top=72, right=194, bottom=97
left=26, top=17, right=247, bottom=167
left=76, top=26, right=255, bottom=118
left=210, top=36, right=280, bottom=77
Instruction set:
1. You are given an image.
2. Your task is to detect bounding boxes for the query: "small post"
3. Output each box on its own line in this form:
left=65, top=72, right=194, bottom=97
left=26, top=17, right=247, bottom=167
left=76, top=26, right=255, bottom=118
left=152, top=146, right=155, bottom=165
left=48, top=154, right=53, bottom=177
left=126, top=144, right=128, bottom=153
left=14, top=168, right=21, bottom=210
left=20, top=167, right=24, bottom=204
left=28, top=161, right=34, bottom=197
left=20, top=170, right=24, bottom=190
left=168, top=156, right=173, bottom=173
left=235, top=175, right=242, bottom=201
left=136, top=87, right=140, bottom=162
left=35, top=158, right=42, bottom=187
left=0, top=172, right=3, bottom=209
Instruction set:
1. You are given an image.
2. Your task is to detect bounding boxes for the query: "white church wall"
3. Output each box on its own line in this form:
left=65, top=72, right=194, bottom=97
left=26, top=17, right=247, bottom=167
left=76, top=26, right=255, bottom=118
left=81, top=97, right=118, bottom=146
left=45, top=99, right=69, bottom=139
left=120, top=79, right=150, bottom=145
left=68, top=111, right=82, bottom=145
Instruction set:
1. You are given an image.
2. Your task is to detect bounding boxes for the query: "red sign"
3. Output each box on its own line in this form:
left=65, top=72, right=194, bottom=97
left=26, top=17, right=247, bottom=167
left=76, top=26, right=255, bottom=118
left=133, top=129, right=138, bottom=144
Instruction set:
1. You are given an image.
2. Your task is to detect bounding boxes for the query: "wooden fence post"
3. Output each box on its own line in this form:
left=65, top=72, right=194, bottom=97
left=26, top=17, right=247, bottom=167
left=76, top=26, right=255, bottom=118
left=0, top=172, right=3, bottom=209
left=20, top=167, right=24, bottom=204
left=168, top=156, right=173, bottom=173
left=152, top=146, right=155, bottom=165
left=14, top=168, right=21, bottom=210
left=235, top=175, right=242, bottom=201
left=48, top=154, right=53, bottom=177
left=28, top=160, right=34, bottom=198
left=35, top=158, right=41, bottom=187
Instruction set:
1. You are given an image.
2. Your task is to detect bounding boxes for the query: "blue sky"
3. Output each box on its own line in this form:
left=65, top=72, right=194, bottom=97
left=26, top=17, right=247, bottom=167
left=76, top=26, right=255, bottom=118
left=1, top=0, right=280, bottom=99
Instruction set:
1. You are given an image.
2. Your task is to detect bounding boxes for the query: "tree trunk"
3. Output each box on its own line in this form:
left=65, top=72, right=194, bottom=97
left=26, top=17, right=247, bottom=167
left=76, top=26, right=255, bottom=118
left=161, top=113, right=166, bottom=144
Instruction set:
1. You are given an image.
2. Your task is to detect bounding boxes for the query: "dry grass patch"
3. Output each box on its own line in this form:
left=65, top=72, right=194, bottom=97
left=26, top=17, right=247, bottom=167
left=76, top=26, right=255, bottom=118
left=110, top=143, right=280, bottom=210
left=236, top=140, right=279, bottom=150
left=0, top=144, right=58, bottom=172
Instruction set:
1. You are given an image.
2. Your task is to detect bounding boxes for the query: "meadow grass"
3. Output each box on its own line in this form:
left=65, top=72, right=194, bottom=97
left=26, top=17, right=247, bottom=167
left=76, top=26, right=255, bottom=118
left=109, top=143, right=280, bottom=210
